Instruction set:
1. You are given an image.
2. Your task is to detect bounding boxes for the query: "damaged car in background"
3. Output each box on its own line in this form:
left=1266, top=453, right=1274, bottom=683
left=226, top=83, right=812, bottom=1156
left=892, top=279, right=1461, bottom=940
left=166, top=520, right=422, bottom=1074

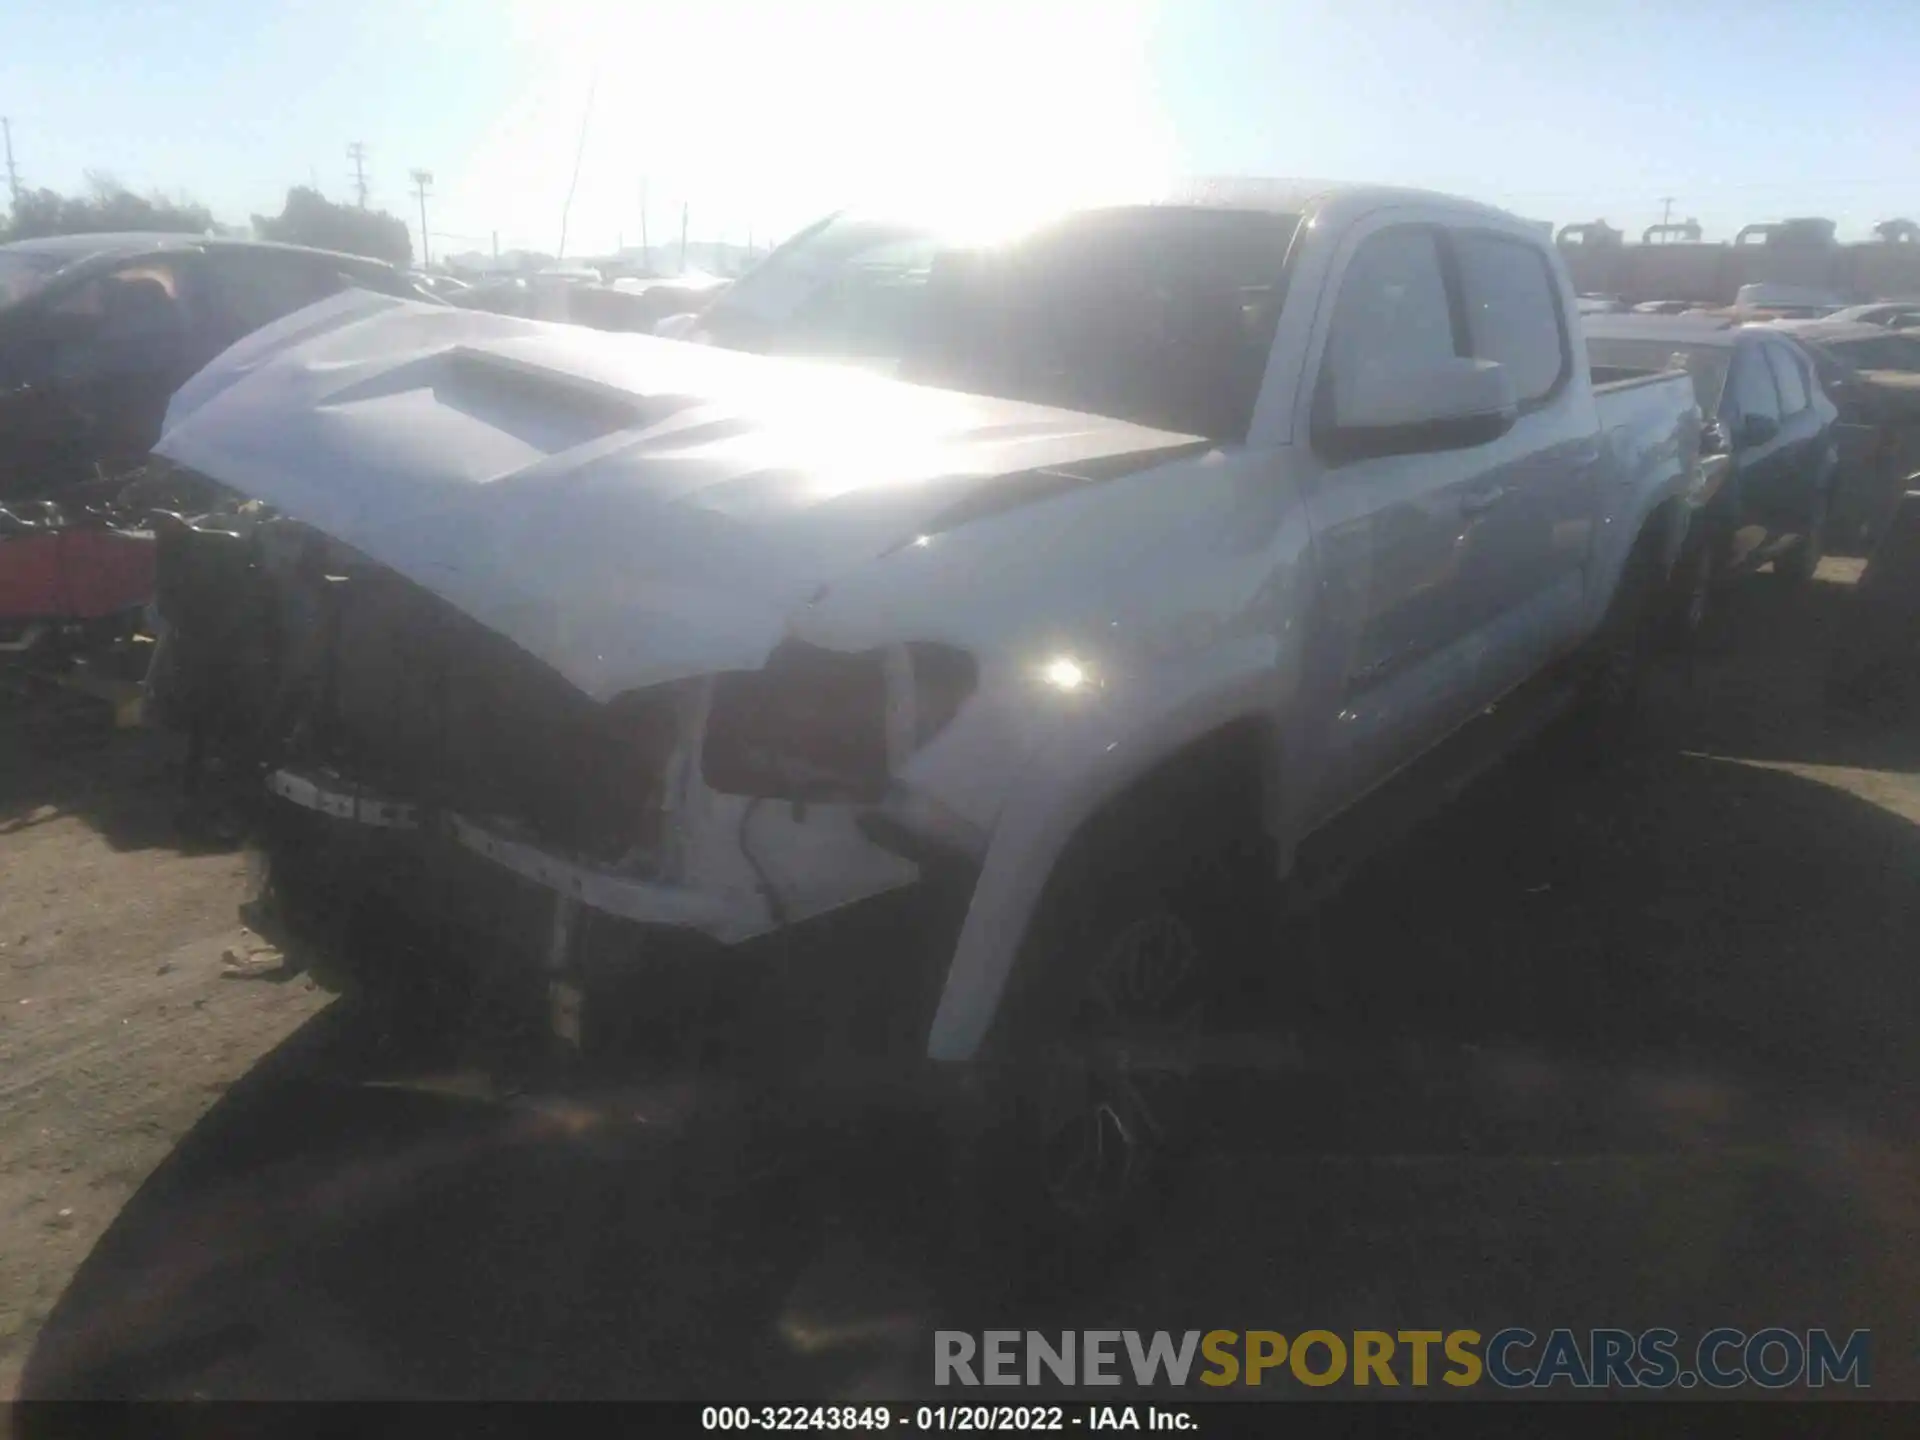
left=0, top=232, right=440, bottom=683
left=146, top=182, right=1705, bottom=1277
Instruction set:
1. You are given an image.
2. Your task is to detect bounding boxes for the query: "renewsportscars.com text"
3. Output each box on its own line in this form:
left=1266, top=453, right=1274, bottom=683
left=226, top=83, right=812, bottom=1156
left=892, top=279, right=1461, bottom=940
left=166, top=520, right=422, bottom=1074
left=934, top=1328, right=1871, bottom=1390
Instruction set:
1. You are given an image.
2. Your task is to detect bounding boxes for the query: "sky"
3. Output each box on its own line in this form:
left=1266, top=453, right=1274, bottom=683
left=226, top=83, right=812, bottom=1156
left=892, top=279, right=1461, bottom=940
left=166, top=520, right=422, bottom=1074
left=0, top=0, right=1915, bottom=262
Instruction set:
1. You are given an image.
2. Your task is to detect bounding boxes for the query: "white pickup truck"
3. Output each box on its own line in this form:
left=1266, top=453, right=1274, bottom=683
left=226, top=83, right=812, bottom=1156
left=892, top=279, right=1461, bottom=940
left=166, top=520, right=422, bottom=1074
left=148, top=181, right=1702, bottom=1264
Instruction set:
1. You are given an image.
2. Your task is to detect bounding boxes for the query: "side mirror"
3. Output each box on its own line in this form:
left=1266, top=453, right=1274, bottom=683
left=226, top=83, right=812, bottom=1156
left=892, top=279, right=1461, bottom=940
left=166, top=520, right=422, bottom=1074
left=1737, top=412, right=1780, bottom=448
left=1324, top=357, right=1518, bottom=460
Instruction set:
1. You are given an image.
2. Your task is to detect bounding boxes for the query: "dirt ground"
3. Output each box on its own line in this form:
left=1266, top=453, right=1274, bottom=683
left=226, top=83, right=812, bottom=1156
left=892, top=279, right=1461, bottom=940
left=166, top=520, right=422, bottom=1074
left=3, top=561, right=1918, bottom=1400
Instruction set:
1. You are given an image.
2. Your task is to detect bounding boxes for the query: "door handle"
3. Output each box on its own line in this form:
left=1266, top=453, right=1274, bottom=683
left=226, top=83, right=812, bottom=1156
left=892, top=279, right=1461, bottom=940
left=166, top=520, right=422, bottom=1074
left=1459, top=485, right=1510, bottom=516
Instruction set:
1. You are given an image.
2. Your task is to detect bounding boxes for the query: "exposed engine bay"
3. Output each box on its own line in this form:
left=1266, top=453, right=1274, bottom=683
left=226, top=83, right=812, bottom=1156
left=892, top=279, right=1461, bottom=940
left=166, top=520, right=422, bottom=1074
left=155, top=500, right=681, bottom=863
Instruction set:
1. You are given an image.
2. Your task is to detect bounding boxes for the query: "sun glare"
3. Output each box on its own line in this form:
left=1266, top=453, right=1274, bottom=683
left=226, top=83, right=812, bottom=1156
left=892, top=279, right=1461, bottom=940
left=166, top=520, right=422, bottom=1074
left=476, top=0, right=1172, bottom=256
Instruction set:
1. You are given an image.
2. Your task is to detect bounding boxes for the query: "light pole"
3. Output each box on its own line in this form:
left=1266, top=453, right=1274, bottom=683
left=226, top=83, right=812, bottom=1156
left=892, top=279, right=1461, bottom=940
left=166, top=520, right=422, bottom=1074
left=410, top=169, right=434, bottom=268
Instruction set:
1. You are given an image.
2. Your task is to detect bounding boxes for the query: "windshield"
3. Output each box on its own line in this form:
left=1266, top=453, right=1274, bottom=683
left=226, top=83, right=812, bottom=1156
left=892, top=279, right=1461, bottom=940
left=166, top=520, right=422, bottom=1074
left=0, top=251, right=66, bottom=308
left=1585, top=337, right=1732, bottom=411
left=698, top=206, right=1300, bottom=441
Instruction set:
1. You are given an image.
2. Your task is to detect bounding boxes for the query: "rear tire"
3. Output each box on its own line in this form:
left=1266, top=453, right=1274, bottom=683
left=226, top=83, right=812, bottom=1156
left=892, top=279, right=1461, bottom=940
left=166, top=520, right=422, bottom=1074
left=1668, top=536, right=1717, bottom=649
left=1574, top=528, right=1664, bottom=758
left=1773, top=488, right=1829, bottom=588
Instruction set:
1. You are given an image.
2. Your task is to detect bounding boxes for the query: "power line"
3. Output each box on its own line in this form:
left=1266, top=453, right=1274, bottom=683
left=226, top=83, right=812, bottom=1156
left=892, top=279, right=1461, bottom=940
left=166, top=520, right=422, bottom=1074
left=409, top=169, right=433, bottom=268
left=347, top=142, right=370, bottom=208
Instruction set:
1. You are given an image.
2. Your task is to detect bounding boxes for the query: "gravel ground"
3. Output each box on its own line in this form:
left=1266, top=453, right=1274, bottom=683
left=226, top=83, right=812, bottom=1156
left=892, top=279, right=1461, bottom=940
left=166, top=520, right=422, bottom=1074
left=3, top=560, right=1917, bottom=1400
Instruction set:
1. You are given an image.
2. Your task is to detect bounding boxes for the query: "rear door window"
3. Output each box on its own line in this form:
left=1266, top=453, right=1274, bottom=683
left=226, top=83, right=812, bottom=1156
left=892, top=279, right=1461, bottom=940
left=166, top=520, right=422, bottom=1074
left=1453, top=232, right=1568, bottom=403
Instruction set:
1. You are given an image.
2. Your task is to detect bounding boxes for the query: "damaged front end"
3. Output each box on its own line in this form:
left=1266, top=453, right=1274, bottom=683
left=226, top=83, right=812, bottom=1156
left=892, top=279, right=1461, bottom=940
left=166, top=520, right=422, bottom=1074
left=144, top=291, right=1207, bottom=1069
left=152, top=498, right=982, bottom=1068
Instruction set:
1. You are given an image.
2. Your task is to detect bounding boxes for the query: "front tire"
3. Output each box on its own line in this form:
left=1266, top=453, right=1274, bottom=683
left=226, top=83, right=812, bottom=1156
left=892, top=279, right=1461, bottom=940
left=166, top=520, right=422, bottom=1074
left=945, top=802, right=1266, bottom=1297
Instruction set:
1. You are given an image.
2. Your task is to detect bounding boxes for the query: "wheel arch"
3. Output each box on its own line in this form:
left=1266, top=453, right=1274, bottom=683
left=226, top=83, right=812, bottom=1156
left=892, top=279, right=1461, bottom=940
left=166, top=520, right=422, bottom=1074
left=924, top=707, right=1279, bottom=1064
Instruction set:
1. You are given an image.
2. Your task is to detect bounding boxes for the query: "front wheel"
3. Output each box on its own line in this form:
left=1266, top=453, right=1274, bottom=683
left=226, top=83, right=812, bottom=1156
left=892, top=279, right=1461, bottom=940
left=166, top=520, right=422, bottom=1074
left=944, top=811, right=1266, bottom=1298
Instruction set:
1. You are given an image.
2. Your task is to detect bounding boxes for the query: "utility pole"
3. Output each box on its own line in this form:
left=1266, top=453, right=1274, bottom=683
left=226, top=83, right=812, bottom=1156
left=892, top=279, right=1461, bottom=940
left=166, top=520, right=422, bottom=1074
left=410, top=169, right=433, bottom=268
left=639, top=177, right=650, bottom=270
left=492, top=229, right=499, bottom=262
left=348, top=142, right=370, bottom=208
left=1658, top=196, right=1675, bottom=239
left=679, top=201, right=689, bottom=272
left=557, top=76, right=596, bottom=262
left=2, top=118, right=19, bottom=209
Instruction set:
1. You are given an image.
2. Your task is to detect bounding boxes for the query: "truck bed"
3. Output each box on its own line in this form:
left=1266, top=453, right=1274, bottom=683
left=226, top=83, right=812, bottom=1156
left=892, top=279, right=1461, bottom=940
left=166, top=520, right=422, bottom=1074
left=1591, top=364, right=1688, bottom=394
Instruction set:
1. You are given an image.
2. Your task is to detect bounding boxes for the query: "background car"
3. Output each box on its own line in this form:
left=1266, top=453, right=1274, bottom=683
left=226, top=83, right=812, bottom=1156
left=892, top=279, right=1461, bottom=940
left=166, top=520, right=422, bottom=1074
left=1766, top=319, right=1920, bottom=375
left=1768, top=318, right=1920, bottom=549
left=448, top=270, right=730, bottom=334
left=1733, top=282, right=1846, bottom=320
left=1823, top=301, right=1920, bottom=331
left=0, top=232, right=438, bottom=500
left=1585, top=314, right=1839, bottom=628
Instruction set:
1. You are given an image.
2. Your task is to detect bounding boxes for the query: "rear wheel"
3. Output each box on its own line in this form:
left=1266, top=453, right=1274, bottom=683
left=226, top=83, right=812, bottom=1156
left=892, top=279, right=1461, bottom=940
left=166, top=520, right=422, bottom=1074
left=1671, top=537, right=1717, bottom=646
left=1574, top=527, right=1665, bottom=757
left=1773, top=488, right=1829, bottom=588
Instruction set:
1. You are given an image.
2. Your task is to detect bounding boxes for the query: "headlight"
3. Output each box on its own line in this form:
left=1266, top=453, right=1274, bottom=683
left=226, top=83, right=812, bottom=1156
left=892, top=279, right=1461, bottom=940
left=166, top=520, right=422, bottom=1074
left=703, top=640, right=977, bottom=803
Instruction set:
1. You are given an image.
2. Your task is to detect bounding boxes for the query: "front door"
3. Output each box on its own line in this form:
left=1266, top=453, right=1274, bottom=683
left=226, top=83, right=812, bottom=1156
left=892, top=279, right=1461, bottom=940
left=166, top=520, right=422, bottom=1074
left=1295, top=219, right=1497, bottom=828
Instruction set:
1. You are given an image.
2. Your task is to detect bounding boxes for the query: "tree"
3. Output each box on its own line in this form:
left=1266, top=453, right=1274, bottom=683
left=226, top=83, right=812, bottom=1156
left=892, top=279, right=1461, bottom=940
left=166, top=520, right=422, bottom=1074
left=3, top=171, right=214, bottom=241
left=251, top=187, right=412, bottom=266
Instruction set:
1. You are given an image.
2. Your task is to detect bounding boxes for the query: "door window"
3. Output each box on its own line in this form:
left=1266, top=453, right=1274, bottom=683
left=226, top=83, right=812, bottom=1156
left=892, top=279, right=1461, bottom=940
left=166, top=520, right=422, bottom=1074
left=1725, top=347, right=1781, bottom=426
left=1319, top=226, right=1457, bottom=427
left=1453, top=232, right=1567, bottom=403
left=43, top=259, right=194, bottom=383
left=1763, top=343, right=1810, bottom=413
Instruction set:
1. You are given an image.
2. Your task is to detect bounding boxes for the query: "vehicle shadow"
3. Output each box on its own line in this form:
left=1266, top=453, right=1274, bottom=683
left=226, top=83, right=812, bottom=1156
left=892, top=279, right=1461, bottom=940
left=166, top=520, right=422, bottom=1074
left=15, top=568, right=1920, bottom=1402
left=17, top=715, right=1920, bottom=1399
left=0, top=700, right=201, bottom=854
left=14, top=987, right=947, bottom=1400
left=1650, top=567, right=1920, bottom=773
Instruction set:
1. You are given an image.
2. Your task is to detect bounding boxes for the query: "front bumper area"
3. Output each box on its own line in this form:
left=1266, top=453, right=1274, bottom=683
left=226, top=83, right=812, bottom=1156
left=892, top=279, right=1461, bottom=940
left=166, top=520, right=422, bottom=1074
left=253, top=766, right=974, bottom=1072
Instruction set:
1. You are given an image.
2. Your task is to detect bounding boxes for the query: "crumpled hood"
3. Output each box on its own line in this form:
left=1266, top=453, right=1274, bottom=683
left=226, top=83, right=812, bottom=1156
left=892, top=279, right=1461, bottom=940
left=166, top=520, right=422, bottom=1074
left=156, top=290, right=1205, bottom=700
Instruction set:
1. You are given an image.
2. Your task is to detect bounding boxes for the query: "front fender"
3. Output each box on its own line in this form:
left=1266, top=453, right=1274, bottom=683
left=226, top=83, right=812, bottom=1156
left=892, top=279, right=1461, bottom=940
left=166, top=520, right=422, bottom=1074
left=921, top=634, right=1287, bottom=1063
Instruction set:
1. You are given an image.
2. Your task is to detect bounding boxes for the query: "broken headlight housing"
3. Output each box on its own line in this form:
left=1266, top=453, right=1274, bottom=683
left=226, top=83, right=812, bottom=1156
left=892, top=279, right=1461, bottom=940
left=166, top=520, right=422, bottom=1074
left=703, top=640, right=977, bottom=803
